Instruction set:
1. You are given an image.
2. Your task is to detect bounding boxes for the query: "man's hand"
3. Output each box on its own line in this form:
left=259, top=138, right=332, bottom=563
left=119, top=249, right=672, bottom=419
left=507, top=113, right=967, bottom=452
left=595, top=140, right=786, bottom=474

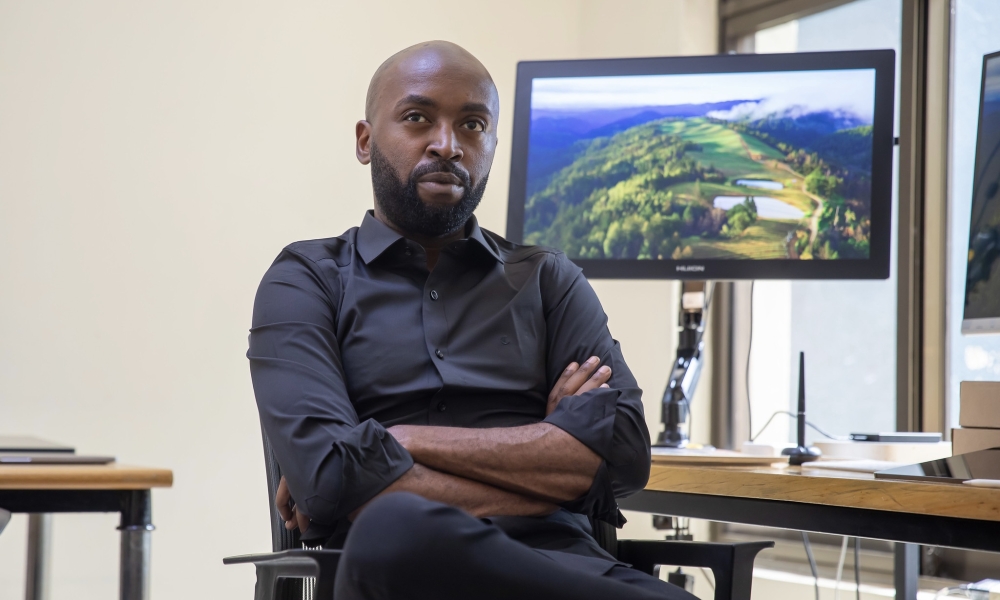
left=546, top=356, right=611, bottom=416
left=275, top=476, right=310, bottom=533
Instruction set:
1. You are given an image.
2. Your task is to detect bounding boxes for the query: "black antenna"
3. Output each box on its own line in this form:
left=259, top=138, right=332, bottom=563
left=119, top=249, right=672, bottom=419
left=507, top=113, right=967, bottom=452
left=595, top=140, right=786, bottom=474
left=782, top=352, right=821, bottom=466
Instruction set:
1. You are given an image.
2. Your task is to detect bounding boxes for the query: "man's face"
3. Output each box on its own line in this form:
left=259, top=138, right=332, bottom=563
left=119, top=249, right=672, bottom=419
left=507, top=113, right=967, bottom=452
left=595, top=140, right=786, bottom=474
left=357, top=49, right=499, bottom=237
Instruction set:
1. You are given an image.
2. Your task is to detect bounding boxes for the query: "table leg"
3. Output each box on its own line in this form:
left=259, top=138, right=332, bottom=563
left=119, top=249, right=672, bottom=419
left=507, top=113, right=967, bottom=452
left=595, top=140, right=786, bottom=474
left=25, top=513, right=52, bottom=600
left=118, top=490, right=154, bottom=600
left=894, top=543, right=919, bottom=600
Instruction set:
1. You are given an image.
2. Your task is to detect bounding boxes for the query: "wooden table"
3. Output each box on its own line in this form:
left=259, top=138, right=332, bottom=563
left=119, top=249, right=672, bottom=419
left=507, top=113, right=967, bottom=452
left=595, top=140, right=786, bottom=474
left=0, top=464, right=173, bottom=600
left=620, top=463, right=1000, bottom=600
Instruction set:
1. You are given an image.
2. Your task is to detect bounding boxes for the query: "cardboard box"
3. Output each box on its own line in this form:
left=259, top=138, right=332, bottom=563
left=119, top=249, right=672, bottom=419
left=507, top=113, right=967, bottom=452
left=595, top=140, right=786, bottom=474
left=960, top=381, right=1000, bottom=429
left=952, top=427, right=1000, bottom=455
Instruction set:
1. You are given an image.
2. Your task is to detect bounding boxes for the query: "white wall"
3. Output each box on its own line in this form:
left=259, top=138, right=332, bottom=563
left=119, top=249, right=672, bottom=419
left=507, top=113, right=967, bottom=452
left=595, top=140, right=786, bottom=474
left=0, top=1, right=717, bottom=597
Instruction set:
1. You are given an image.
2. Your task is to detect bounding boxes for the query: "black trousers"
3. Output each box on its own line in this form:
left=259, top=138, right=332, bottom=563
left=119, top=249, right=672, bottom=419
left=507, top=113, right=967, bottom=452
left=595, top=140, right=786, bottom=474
left=333, top=492, right=697, bottom=600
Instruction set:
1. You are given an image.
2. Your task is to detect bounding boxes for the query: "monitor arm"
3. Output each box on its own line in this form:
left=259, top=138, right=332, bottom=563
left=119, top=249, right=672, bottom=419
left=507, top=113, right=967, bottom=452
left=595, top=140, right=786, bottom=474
left=654, top=281, right=711, bottom=448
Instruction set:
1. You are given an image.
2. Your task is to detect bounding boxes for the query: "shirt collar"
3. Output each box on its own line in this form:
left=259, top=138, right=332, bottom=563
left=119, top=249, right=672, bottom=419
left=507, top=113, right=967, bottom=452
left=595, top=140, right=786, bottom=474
left=356, top=210, right=503, bottom=264
left=465, top=215, right=503, bottom=263
left=356, top=211, right=403, bottom=264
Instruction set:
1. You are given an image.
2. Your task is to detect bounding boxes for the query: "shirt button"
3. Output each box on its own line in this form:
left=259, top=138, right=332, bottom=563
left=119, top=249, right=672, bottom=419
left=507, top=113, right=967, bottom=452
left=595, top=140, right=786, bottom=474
left=404, top=247, right=413, bottom=256
left=437, top=402, right=447, bottom=412
left=430, top=290, right=439, bottom=301
left=435, top=349, right=444, bottom=359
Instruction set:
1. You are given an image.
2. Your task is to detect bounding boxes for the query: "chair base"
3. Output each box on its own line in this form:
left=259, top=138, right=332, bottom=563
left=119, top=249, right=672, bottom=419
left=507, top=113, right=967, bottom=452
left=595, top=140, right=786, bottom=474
left=224, top=549, right=342, bottom=600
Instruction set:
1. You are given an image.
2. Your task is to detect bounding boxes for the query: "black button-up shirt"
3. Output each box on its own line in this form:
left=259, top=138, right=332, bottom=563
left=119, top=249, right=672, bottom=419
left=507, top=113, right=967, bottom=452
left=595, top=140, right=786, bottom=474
left=248, top=211, right=651, bottom=545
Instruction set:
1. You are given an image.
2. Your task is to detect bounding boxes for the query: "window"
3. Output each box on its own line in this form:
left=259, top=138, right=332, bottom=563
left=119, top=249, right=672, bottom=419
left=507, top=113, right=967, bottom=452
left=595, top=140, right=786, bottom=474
left=947, top=0, right=1000, bottom=428
left=747, top=0, right=902, bottom=447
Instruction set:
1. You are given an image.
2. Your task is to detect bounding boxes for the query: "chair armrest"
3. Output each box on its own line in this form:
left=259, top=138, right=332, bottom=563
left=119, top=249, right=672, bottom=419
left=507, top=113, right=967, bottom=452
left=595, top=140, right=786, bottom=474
left=617, top=540, right=773, bottom=600
left=224, top=549, right=342, bottom=600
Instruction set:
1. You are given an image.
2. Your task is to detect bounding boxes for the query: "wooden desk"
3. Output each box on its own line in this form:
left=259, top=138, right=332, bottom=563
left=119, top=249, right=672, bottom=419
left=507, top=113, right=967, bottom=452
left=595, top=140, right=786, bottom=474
left=0, top=464, right=173, bottom=600
left=620, top=463, right=1000, bottom=600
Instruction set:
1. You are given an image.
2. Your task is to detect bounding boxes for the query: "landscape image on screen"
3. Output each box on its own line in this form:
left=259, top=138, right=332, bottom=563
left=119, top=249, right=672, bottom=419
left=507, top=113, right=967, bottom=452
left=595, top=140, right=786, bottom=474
left=523, top=69, right=877, bottom=260
left=965, top=56, right=1000, bottom=320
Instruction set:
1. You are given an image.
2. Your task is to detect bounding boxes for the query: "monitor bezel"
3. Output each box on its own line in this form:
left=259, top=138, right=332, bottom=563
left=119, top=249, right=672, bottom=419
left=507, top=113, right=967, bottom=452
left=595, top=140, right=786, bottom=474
left=961, top=49, right=1000, bottom=335
left=505, top=50, right=896, bottom=280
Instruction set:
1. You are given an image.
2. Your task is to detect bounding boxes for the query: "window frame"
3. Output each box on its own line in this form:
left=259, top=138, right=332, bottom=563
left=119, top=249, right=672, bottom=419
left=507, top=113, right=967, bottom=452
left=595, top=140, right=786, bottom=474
left=712, top=0, right=951, bottom=444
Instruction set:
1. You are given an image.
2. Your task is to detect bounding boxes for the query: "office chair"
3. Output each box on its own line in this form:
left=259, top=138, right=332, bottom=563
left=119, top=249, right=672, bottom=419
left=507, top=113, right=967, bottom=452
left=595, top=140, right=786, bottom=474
left=224, top=430, right=774, bottom=600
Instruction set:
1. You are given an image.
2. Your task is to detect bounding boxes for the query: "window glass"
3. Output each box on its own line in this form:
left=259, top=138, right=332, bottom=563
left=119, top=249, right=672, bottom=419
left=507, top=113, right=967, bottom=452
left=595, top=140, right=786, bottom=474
left=947, top=1, right=1000, bottom=428
left=749, top=0, right=901, bottom=445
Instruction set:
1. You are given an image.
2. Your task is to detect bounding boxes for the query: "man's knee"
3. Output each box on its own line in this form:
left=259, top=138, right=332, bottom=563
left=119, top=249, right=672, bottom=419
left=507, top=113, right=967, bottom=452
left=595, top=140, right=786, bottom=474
left=344, top=492, right=456, bottom=571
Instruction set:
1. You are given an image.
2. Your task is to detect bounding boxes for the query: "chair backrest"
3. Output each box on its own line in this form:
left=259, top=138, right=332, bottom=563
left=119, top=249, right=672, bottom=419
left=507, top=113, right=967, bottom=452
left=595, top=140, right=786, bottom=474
left=262, top=427, right=301, bottom=552
left=262, top=429, right=310, bottom=600
left=590, top=516, right=620, bottom=559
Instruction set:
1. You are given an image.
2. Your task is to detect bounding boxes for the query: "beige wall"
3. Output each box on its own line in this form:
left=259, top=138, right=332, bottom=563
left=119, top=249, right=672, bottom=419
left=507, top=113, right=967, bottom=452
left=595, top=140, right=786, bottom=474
left=0, top=1, right=717, bottom=597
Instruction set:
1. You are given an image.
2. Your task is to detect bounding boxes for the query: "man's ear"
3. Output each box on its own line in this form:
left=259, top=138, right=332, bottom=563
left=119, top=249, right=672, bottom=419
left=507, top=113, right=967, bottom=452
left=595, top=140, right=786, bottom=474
left=356, top=120, right=372, bottom=165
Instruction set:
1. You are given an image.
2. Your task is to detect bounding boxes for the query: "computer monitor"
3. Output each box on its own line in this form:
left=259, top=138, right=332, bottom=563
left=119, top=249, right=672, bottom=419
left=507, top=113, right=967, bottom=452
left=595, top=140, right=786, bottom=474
left=962, top=50, right=1000, bottom=335
left=506, top=50, right=896, bottom=280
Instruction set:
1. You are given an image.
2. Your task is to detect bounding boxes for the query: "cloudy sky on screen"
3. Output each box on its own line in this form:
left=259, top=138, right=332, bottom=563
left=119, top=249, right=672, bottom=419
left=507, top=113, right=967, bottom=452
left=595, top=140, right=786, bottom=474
left=531, top=69, right=876, bottom=122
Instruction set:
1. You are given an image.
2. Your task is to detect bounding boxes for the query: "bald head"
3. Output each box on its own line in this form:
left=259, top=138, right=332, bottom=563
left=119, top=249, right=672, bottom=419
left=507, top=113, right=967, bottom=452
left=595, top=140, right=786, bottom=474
left=365, top=41, right=498, bottom=122
left=355, top=41, right=500, bottom=239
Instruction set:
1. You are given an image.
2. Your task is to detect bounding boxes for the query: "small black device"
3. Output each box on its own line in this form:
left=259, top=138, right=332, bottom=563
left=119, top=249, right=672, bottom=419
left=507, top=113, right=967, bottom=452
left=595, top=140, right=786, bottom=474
left=782, top=352, right=821, bottom=465
left=848, top=432, right=943, bottom=443
left=875, top=448, right=1000, bottom=484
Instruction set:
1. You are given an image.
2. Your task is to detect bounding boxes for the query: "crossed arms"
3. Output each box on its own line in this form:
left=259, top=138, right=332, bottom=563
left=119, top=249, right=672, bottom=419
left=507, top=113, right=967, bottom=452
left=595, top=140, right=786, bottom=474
left=277, top=358, right=612, bottom=532
left=250, top=243, right=652, bottom=542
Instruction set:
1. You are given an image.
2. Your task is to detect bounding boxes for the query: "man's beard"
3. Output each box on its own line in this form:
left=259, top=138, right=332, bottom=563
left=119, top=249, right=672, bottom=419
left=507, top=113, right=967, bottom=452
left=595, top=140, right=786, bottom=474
left=370, top=143, right=488, bottom=237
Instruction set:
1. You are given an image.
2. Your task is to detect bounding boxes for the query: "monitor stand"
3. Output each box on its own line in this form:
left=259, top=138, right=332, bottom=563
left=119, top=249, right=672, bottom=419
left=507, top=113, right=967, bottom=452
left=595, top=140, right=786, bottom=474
left=654, top=281, right=710, bottom=448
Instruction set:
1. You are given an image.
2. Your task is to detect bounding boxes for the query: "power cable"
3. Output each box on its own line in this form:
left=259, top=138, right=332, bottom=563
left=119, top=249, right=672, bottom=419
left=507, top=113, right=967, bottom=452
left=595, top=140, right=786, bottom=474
left=751, top=410, right=849, bottom=442
left=854, top=537, right=861, bottom=600
left=700, top=568, right=716, bottom=592
left=834, top=536, right=849, bottom=600
left=802, top=532, right=820, bottom=600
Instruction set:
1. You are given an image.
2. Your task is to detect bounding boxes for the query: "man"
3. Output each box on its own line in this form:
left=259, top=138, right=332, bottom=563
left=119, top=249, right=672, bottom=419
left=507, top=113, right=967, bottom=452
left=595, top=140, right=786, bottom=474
left=248, top=41, right=694, bottom=600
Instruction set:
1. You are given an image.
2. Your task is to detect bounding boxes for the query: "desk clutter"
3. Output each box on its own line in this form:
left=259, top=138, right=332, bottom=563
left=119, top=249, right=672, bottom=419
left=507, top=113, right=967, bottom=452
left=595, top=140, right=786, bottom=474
left=953, top=381, right=1000, bottom=454
left=814, top=439, right=952, bottom=463
left=0, top=435, right=115, bottom=464
left=650, top=446, right=783, bottom=466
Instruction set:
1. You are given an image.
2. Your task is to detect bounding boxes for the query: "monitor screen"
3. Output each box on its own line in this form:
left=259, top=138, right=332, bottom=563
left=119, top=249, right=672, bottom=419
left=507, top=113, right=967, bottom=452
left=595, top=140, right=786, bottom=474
left=506, top=51, right=896, bottom=279
left=963, top=50, right=1000, bottom=334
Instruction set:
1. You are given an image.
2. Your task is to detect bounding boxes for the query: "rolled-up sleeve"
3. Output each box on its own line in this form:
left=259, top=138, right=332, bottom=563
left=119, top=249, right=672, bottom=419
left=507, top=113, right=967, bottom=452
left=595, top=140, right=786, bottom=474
left=248, top=248, right=413, bottom=539
left=540, top=253, right=651, bottom=526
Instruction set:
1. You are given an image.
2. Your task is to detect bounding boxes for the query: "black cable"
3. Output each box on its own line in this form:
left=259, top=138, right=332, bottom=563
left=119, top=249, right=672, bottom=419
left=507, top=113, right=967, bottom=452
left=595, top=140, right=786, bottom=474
left=746, top=282, right=755, bottom=442
left=802, top=418, right=847, bottom=442
left=802, top=532, right=820, bottom=600
left=750, top=411, right=782, bottom=442
left=854, top=537, right=861, bottom=600
left=751, top=410, right=849, bottom=442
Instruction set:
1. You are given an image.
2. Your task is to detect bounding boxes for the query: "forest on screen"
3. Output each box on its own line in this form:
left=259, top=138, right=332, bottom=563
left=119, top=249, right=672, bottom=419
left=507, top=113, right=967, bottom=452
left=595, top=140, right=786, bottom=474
left=523, top=71, right=876, bottom=261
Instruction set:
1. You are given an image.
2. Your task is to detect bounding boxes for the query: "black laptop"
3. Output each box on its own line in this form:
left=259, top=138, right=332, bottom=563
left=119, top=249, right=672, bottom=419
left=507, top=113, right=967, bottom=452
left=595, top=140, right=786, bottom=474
left=875, top=448, right=1000, bottom=484
left=0, top=435, right=115, bottom=464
